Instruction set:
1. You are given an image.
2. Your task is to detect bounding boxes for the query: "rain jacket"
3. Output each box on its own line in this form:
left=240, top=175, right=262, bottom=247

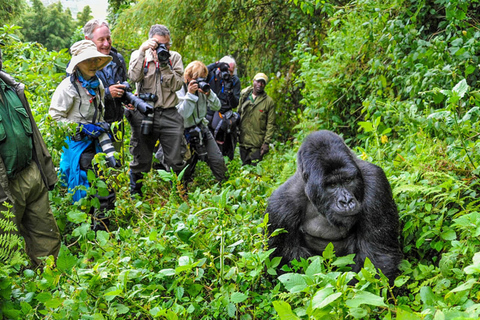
left=238, top=86, right=275, bottom=149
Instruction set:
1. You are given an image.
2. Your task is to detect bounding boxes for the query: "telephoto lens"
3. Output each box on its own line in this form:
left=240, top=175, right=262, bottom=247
left=141, top=113, right=154, bottom=135
left=98, top=133, right=117, bottom=167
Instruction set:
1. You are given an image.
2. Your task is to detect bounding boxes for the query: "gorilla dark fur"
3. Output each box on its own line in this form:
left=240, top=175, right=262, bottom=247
left=266, top=130, right=402, bottom=281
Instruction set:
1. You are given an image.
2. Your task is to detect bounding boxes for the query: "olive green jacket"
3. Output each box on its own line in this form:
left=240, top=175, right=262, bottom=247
left=0, top=71, right=58, bottom=203
left=238, top=86, right=276, bottom=149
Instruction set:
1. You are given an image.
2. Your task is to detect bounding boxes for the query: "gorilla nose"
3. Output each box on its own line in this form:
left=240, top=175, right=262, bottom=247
left=339, top=197, right=356, bottom=210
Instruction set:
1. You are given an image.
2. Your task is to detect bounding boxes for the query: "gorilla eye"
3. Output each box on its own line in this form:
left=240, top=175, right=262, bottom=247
left=303, top=172, right=309, bottom=181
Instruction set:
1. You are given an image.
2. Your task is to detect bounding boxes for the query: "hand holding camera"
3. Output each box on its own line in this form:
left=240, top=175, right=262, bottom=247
left=140, top=38, right=159, bottom=52
left=188, top=77, right=211, bottom=95
left=109, top=83, right=126, bottom=99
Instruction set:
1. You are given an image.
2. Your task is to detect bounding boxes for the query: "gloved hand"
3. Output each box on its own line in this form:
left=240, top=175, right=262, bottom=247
left=260, top=143, right=269, bottom=156
left=80, top=123, right=105, bottom=138
left=95, top=121, right=111, bottom=132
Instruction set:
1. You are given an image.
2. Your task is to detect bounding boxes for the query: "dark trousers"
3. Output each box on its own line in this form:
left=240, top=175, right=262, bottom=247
left=80, top=143, right=115, bottom=231
left=126, top=107, right=185, bottom=194
left=184, top=123, right=227, bottom=182
left=240, top=147, right=263, bottom=166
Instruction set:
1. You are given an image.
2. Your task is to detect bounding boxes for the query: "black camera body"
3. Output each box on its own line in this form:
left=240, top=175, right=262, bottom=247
left=186, top=126, right=208, bottom=162
left=219, top=63, right=231, bottom=81
left=156, top=43, right=171, bottom=63
left=195, top=77, right=210, bottom=93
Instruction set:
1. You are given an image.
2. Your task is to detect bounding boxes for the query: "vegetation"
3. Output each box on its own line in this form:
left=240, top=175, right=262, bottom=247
left=1, top=0, right=480, bottom=318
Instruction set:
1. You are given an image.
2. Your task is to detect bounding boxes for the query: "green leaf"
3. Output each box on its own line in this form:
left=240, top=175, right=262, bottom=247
left=349, top=307, right=368, bottom=318
left=231, top=291, right=248, bottom=303
left=96, top=230, right=109, bottom=246
left=35, top=292, right=52, bottom=303
left=312, top=290, right=342, bottom=309
left=278, top=273, right=308, bottom=293
left=345, top=291, right=386, bottom=308
left=452, top=79, right=468, bottom=99
left=44, top=297, right=63, bottom=308
left=272, top=301, right=301, bottom=320
left=440, top=229, right=456, bottom=241
left=464, top=252, right=480, bottom=275
left=56, top=246, right=76, bottom=274
left=159, top=268, right=176, bottom=276
left=113, top=303, right=129, bottom=314
left=358, top=121, right=374, bottom=133
left=67, top=210, right=88, bottom=224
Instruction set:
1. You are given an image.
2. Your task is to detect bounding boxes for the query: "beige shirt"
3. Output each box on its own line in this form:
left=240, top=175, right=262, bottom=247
left=49, top=77, right=106, bottom=124
left=128, top=49, right=184, bottom=109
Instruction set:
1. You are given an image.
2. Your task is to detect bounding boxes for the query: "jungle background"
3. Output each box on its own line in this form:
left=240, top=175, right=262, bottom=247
left=1, top=0, right=480, bottom=318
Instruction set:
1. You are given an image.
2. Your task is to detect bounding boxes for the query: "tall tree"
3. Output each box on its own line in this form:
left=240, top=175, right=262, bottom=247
left=76, top=5, right=93, bottom=28
left=0, top=0, right=25, bottom=23
left=18, top=0, right=74, bottom=51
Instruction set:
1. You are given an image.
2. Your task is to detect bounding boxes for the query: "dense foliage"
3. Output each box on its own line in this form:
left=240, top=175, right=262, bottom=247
left=1, top=0, right=480, bottom=318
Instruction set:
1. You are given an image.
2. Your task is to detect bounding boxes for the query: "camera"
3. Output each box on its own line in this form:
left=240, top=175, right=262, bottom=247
left=156, top=43, right=170, bottom=63
left=122, top=83, right=154, bottom=115
left=219, top=62, right=231, bottom=81
left=98, top=132, right=117, bottom=168
left=121, top=82, right=157, bottom=135
left=195, top=77, right=210, bottom=93
left=138, top=93, right=157, bottom=102
left=186, top=126, right=207, bottom=162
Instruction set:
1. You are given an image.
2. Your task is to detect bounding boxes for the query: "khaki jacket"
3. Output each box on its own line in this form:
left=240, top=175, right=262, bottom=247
left=238, top=86, right=276, bottom=149
left=128, top=49, right=184, bottom=109
left=49, top=77, right=105, bottom=124
left=0, top=71, right=58, bottom=203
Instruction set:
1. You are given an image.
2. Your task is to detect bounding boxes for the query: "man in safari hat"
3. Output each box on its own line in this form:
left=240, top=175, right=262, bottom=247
left=0, top=40, right=61, bottom=266
left=237, top=73, right=276, bottom=166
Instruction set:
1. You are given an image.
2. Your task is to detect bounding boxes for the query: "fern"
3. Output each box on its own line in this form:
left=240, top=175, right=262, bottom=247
left=0, top=202, right=22, bottom=262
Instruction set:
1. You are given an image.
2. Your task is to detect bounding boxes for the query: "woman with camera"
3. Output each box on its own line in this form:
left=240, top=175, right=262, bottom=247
left=49, top=40, right=116, bottom=231
left=177, top=60, right=227, bottom=182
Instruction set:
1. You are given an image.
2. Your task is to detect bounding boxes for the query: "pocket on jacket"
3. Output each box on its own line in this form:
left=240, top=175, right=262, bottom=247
left=14, top=106, right=33, bottom=136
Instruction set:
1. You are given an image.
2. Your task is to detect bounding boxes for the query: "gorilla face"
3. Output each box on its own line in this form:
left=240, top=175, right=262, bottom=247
left=299, top=132, right=364, bottom=230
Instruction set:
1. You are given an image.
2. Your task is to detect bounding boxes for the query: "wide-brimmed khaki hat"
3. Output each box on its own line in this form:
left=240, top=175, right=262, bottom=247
left=253, top=73, right=268, bottom=84
left=66, top=40, right=112, bottom=74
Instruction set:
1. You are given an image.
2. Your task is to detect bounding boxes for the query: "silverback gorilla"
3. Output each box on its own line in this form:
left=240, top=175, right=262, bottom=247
left=266, top=130, right=402, bottom=282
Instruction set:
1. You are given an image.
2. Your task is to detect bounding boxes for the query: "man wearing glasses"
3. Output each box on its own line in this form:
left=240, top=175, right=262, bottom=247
left=127, top=24, right=185, bottom=196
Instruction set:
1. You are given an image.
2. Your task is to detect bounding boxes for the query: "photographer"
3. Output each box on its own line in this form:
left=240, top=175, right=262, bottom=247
left=127, top=24, right=185, bottom=196
left=49, top=40, right=116, bottom=231
left=238, top=73, right=276, bottom=166
left=83, top=19, right=128, bottom=125
left=206, top=56, right=241, bottom=160
left=177, top=61, right=227, bottom=182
